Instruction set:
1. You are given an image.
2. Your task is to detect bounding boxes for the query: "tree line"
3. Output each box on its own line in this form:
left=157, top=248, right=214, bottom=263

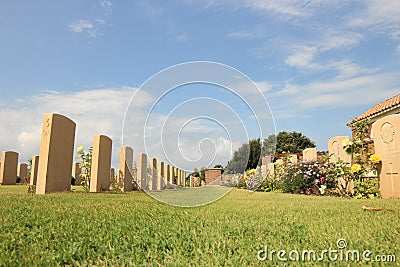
left=224, top=131, right=316, bottom=174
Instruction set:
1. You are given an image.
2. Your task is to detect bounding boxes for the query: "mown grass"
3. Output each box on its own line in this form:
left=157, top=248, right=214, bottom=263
left=0, top=185, right=399, bottom=266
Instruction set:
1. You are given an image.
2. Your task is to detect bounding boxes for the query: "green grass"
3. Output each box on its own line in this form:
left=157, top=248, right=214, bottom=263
left=0, top=185, right=399, bottom=266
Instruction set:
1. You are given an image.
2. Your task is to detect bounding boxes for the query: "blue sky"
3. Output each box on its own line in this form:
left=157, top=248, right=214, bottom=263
left=1, top=0, right=400, bottom=170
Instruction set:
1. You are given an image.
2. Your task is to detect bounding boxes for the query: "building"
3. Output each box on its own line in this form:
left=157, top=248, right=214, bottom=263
left=352, top=93, right=400, bottom=124
left=204, top=168, right=223, bottom=185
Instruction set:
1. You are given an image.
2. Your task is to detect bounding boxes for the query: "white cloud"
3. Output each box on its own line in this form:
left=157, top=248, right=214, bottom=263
left=318, top=32, right=363, bottom=52
left=284, top=36, right=376, bottom=79
left=349, top=0, right=400, bottom=28
left=245, top=0, right=308, bottom=18
left=228, top=30, right=262, bottom=39
left=269, top=71, right=400, bottom=118
left=176, top=34, right=189, bottom=42
left=1, top=87, right=251, bottom=170
left=0, top=88, right=145, bottom=166
left=285, top=46, right=318, bottom=68
left=69, top=20, right=93, bottom=33
left=348, top=0, right=400, bottom=53
left=329, top=60, right=378, bottom=80
left=68, top=19, right=103, bottom=38
left=68, top=1, right=112, bottom=38
left=100, top=0, right=112, bottom=9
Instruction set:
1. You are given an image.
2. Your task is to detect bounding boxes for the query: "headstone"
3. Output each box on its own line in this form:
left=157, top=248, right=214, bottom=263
left=72, top=162, right=81, bottom=185
left=110, top=168, right=115, bottom=183
left=0, top=151, right=18, bottom=185
left=172, top=166, right=176, bottom=184
left=261, top=165, right=267, bottom=176
left=90, top=135, right=112, bottom=192
left=30, top=156, right=39, bottom=186
left=328, top=136, right=351, bottom=163
left=372, top=114, right=400, bottom=198
left=157, top=161, right=164, bottom=190
left=17, top=163, right=28, bottom=182
left=137, top=153, right=147, bottom=190
left=189, top=175, right=193, bottom=187
left=303, top=148, right=317, bottom=162
left=169, top=165, right=174, bottom=184
left=36, top=114, right=75, bottom=194
left=269, top=163, right=274, bottom=176
left=119, top=147, right=133, bottom=192
left=193, top=176, right=200, bottom=187
left=164, top=163, right=170, bottom=186
left=262, top=154, right=273, bottom=165
left=289, top=154, right=298, bottom=164
left=149, top=158, right=157, bottom=191
left=183, top=171, right=186, bottom=187
left=177, top=169, right=182, bottom=186
left=337, top=177, right=355, bottom=195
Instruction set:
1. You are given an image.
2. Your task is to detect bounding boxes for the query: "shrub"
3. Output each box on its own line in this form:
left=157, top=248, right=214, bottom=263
left=76, top=146, right=92, bottom=192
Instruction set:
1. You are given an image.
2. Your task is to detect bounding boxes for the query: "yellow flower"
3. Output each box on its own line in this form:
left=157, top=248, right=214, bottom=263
left=369, top=154, right=381, bottom=163
left=351, top=163, right=361, bottom=173
left=77, top=146, right=85, bottom=154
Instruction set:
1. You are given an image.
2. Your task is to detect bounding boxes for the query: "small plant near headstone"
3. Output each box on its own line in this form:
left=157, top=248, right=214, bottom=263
left=109, top=171, right=122, bottom=193
left=76, top=146, right=92, bottom=192
left=27, top=184, right=36, bottom=194
left=343, top=117, right=381, bottom=199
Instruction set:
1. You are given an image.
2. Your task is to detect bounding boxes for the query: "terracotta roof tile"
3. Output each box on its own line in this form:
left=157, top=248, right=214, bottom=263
left=355, top=93, right=400, bottom=121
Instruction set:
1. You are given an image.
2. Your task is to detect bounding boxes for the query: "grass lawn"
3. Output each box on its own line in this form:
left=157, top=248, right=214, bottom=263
left=0, top=185, right=399, bottom=266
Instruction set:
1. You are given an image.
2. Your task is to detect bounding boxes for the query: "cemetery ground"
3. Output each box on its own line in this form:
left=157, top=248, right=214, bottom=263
left=0, top=186, right=399, bottom=266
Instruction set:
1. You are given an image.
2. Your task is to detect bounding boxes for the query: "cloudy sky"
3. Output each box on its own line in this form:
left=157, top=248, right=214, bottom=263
left=1, top=0, right=399, bottom=171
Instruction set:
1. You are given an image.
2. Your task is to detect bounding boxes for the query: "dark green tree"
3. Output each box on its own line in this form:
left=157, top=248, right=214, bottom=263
left=248, top=139, right=262, bottom=169
left=200, top=167, right=206, bottom=183
left=274, top=131, right=315, bottom=153
left=262, top=134, right=277, bottom=155
left=213, top=164, right=224, bottom=174
left=225, top=131, right=315, bottom=173
left=224, top=143, right=250, bottom=174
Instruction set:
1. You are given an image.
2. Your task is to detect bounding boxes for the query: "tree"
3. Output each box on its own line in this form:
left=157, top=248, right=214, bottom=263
left=213, top=164, right=224, bottom=174
left=192, top=168, right=199, bottom=177
left=225, top=131, right=316, bottom=173
left=225, top=144, right=250, bottom=174
left=248, top=139, right=262, bottom=169
left=274, top=131, right=315, bottom=153
left=263, top=134, right=277, bottom=155
left=200, top=167, right=206, bottom=183
left=224, top=139, right=265, bottom=173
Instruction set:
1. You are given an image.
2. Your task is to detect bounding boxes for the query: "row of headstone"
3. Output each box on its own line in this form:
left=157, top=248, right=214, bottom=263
left=4, top=113, right=191, bottom=194
left=137, top=156, right=187, bottom=190
left=0, top=151, right=37, bottom=185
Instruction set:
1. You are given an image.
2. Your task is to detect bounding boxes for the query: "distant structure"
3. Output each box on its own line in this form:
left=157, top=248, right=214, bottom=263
left=204, top=168, right=223, bottom=185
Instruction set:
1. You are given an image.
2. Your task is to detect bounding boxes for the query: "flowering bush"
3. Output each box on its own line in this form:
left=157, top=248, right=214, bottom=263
left=244, top=168, right=263, bottom=191
left=343, top=117, right=381, bottom=199
left=280, top=160, right=336, bottom=195
left=237, top=168, right=282, bottom=192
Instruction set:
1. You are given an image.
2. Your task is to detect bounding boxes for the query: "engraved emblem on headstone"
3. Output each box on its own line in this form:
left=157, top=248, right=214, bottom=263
left=380, top=122, right=395, bottom=144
